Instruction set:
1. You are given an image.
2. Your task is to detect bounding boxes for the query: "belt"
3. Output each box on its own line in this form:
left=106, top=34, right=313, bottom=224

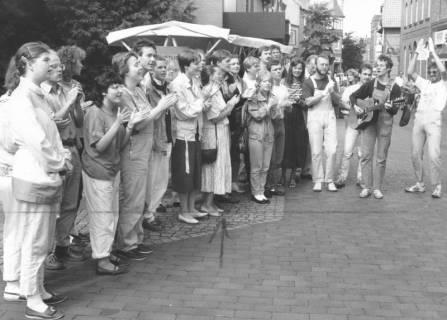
left=0, top=164, right=12, bottom=177
left=62, top=139, right=77, bottom=147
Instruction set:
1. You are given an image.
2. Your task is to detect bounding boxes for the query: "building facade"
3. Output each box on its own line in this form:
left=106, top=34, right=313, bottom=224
left=193, top=0, right=296, bottom=46
left=380, top=0, right=402, bottom=77
left=400, top=0, right=447, bottom=78
left=370, top=15, right=382, bottom=64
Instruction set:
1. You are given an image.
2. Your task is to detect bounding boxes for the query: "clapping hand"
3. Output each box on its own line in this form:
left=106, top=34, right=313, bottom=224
left=54, top=118, right=71, bottom=129
left=128, top=110, right=146, bottom=128
left=63, top=159, right=73, bottom=176
left=353, top=104, right=364, bottom=115
left=228, top=94, right=241, bottom=108
left=116, top=107, right=131, bottom=125
left=67, top=86, right=81, bottom=108
left=159, top=93, right=178, bottom=110
left=229, top=83, right=238, bottom=94
left=81, top=100, right=94, bottom=111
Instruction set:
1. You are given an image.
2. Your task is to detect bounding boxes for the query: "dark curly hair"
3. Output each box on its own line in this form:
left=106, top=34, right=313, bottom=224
left=94, top=67, right=122, bottom=106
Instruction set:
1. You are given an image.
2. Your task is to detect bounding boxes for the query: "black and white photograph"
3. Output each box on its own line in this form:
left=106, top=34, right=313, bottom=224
left=1, top=0, right=447, bottom=319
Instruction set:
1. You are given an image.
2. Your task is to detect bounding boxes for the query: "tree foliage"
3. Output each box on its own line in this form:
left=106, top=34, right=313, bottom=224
left=300, top=3, right=340, bottom=61
left=0, top=0, right=196, bottom=96
left=342, top=33, right=366, bottom=71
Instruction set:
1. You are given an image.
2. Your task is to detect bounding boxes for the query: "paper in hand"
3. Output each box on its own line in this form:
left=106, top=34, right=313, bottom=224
left=417, top=41, right=430, bottom=61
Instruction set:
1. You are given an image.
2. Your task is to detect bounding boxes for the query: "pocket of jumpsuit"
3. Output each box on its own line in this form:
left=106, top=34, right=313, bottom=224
left=248, top=121, right=264, bottom=142
left=128, top=134, right=152, bottom=164
left=378, top=112, right=393, bottom=137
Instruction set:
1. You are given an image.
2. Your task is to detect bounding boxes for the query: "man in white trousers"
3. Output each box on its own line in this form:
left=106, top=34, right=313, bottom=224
left=301, top=55, right=339, bottom=192
left=405, top=38, right=447, bottom=198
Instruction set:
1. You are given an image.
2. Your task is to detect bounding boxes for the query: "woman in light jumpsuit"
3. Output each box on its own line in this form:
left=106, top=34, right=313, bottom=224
left=246, top=70, right=278, bottom=204
left=112, top=52, right=175, bottom=260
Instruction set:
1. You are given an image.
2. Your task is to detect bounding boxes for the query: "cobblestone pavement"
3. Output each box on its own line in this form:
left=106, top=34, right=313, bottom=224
left=1, top=117, right=447, bottom=320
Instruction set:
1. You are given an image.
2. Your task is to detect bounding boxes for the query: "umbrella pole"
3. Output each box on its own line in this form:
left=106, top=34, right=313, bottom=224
left=121, top=41, right=131, bottom=51
left=206, top=39, right=222, bottom=55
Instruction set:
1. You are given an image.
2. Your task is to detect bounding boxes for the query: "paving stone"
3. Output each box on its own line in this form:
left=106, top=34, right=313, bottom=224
left=2, top=119, right=447, bottom=319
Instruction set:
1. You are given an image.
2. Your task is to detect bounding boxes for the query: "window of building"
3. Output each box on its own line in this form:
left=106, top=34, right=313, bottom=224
left=405, top=2, right=409, bottom=26
left=421, top=0, right=424, bottom=20
left=410, top=0, right=413, bottom=24
left=403, top=46, right=407, bottom=73
left=428, top=0, right=431, bottom=18
left=415, top=0, right=419, bottom=23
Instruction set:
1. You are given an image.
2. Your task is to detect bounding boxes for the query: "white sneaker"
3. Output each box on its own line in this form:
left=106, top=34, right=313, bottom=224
left=432, top=185, right=442, bottom=199
left=405, top=182, right=426, bottom=193
left=192, top=211, right=208, bottom=219
left=373, top=189, right=384, bottom=199
left=327, top=182, right=338, bottom=192
left=178, top=214, right=199, bottom=224
left=313, top=182, right=322, bottom=192
left=359, top=188, right=371, bottom=198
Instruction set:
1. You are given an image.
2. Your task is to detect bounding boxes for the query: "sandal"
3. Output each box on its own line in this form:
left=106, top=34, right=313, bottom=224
left=96, top=261, right=128, bottom=275
left=289, top=179, right=297, bottom=188
left=109, top=253, right=130, bottom=267
left=3, top=291, right=26, bottom=302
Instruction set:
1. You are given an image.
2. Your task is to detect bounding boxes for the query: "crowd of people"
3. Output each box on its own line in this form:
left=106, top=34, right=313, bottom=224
left=0, top=36, right=446, bottom=320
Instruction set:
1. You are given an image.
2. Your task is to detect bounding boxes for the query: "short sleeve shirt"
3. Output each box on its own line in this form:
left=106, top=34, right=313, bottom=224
left=414, top=76, right=447, bottom=114
left=301, top=76, right=330, bottom=99
left=82, top=106, right=125, bottom=180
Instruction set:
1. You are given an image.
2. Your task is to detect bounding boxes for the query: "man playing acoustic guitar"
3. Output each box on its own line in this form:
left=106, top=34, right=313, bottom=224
left=350, top=55, right=402, bottom=199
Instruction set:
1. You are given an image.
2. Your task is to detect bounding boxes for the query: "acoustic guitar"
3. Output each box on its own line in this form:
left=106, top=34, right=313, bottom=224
left=355, top=96, right=406, bottom=130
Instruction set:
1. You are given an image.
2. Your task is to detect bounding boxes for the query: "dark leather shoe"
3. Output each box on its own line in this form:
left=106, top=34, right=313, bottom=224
left=270, top=188, right=285, bottom=196
left=142, top=218, right=163, bottom=232
left=55, top=246, right=87, bottom=262
left=25, top=306, right=64, bottom=320
left=109, top=252, right=130, bottom=267
left=136, top=244, right=153, bottom=255
left=43, top=293, right=68, bottom=305
left=45, top=253, right=65, bottom=271
left=264, top=190, right=273, bottom=198
left=115, top=248, right=147, bottom=261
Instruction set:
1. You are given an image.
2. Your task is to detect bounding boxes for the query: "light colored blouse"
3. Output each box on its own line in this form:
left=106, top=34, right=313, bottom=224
left=7, top=77, right=68, bottom=187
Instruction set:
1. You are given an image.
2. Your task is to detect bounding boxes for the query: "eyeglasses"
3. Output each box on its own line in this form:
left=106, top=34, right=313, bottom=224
left=49, top=63, right=65, bottom=71
left=428, top=71, right=438, bottom=75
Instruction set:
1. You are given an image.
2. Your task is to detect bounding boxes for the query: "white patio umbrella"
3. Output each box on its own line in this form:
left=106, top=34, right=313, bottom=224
left=106, top=20, right=231, bottom=54
left=227, top=34, right=294, bottom=54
